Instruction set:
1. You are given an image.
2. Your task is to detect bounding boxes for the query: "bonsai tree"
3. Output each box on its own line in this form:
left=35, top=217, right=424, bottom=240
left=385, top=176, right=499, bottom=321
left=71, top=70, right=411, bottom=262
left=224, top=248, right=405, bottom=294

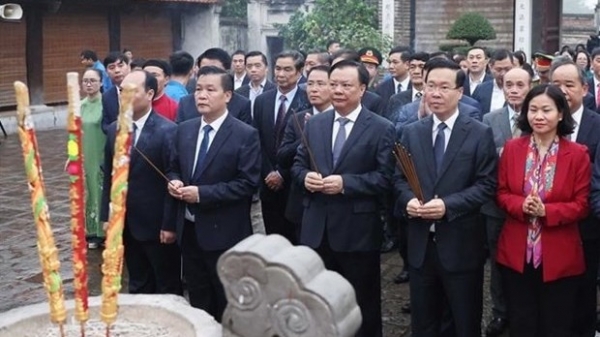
left=276, top=0, right=392, bottom=52
left=446, top=12, right=496, bottom=46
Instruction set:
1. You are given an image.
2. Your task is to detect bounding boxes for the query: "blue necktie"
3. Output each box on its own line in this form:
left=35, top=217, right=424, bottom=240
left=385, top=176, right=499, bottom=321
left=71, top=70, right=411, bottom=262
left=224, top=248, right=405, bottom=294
left=192, top=125, right=213, bottom=182
left=397, top=83, right=402, bottom=94
left=332, top=117, right=350, bottom=166
left=132, top=123, right=138, bottom=146
left=434, top=123, right=447, bottom=176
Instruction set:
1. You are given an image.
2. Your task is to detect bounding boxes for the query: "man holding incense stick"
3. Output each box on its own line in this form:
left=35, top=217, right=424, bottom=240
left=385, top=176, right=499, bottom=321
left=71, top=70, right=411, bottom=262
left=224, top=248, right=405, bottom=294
left=394, top=59, right=497, bottom=337
left=100, top=70, right=182, bottom=296
left=292, top=60, right=395, bottom=337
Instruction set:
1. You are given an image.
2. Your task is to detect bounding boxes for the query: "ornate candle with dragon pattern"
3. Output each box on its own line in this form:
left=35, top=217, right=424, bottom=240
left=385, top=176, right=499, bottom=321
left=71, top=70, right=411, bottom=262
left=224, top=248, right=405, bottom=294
left=100, top=83, right=135, bottom=329
left=14, top=81, right=67, bottom=331
left=66, top=72, right=90, bottom=327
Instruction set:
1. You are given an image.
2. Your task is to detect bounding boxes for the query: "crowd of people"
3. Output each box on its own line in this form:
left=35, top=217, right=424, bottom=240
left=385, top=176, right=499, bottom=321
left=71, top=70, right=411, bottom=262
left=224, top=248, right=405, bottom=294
left=75, top=40, right=600, bottom=337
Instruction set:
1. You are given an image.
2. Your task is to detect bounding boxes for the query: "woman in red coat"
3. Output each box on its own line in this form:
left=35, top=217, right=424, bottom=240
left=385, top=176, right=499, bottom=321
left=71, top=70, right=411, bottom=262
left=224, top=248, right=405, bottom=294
left=496, top=84, right=590, bottom=337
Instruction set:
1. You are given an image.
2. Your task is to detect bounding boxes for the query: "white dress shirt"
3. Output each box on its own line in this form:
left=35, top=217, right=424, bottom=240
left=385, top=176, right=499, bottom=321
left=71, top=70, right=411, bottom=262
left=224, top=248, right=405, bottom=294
left=412, top=89, right=424, bottom=102
left=313, top=105, right=332, bottom=115
left=274, top=86, right=299, bottom=122
left=489, top=81, right=506, bottom=112
left=249, top=78, right=267, bottom=102
left=430, top=110, right=459, bottom=232
left=393, top=76, right=411, bottom=94
left=133, top=109, right=152, bottom=145
left=234, top=73, right=246, bottom=90
left=185, top=111, right=229, bottom=221
left=469, top=72, right=486, bottom=94
left=571, top=105, right=584, bottom=141
left=331, top=105, right=362, bottom=150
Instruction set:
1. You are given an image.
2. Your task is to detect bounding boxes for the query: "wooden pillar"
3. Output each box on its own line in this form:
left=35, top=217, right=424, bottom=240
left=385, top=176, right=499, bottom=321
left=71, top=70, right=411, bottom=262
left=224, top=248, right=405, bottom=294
left=171, top=9, right=182, bottom=52
left=108, top=6, right=120, bottom=52
left=25, top=5, right=44, bottom=105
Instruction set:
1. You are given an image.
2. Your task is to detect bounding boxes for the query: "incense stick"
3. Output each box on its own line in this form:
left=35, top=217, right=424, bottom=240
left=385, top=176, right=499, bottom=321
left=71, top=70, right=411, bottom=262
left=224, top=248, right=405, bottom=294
left=393, top=144, right=424, bottom=202
left=291, top=112, right=320, bottom=174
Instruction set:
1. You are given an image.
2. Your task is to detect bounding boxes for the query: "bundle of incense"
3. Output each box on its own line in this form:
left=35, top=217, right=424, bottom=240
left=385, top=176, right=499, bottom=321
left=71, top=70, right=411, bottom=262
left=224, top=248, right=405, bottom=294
left=393, top=144, right=424, bottom=202
left=14, top=81, right=67, bottom=335
left=66, top=72, right=90, bottom=331
left=100, top=83, right=136, bottom=333
left=291, top=112, right=319, bottom=174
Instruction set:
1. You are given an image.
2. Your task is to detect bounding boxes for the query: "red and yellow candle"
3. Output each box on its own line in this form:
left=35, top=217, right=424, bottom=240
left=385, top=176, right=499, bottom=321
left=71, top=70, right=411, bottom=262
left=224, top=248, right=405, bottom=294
left=66, top=72, right=89, bottom=324
left=14, top=81, right=67, bottom=327
left=100, top=83, right=135, bottom=328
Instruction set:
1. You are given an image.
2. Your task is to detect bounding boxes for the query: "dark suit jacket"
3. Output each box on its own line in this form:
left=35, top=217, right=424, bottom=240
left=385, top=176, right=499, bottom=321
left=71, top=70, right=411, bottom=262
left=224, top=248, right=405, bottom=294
left=497, top=137, right=589, bottom=282
left=292, top=108, right=396, bottom=252
left=253, top=87, right=311, bottom=192
left=166, top=114, right=261, bottom=251
left=394, top=113, right=497, bottom=272
left=462, top=72, right=493, bottom=97
left=235, top=80, right=276, bottom=99
left=277, top=109, right=313, bottom=223
left=362, top=91, right=384, bottom=116
left=471, top=80, right=497, bottom=115
left=393, top=101, right=481, bottom=140
left=175, top=93, right=252, bottom=125
left=101, top=86, right=119, bottom=134
left=574, top=108, right=600, bottom=240
left=375, top=78, right=411, bottom=119
left=100, top=111, right=176, bottom=242
left=298, top=75, right=307, bottom=84
left=387, top=90, right=414, bottom=117
left=585, top=79, right=598, bottom=111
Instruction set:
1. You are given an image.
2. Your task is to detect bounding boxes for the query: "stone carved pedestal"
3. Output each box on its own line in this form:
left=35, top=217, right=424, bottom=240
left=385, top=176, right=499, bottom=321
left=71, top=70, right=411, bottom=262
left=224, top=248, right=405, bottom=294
left=218, top=234, right=362, bottom=337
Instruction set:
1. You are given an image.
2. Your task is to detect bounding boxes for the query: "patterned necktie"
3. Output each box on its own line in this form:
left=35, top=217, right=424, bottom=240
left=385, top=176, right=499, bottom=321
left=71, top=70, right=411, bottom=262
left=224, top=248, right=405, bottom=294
left=332, top=117, right=350, bottom=166
left=396, top=83, right=402, bottom=94
left=511, top=114, right=521, bottom=138
left=132, top=123, right=138, bottom=146
left=192, top=125, right=213, bottom=181
left=596, top=84, right=600, bottom=109
left=414, top=91, right=423, bottom=101
left=274, top=95, right=287, bottom=146
left=433, top=123, right=447, bottom=176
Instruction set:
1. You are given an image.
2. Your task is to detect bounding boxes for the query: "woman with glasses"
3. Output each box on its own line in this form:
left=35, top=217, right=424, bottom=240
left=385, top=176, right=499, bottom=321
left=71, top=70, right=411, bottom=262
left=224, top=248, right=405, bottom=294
left=80, top=68, right=107, bottom=249
left=496, top=84, right=590, bottom=336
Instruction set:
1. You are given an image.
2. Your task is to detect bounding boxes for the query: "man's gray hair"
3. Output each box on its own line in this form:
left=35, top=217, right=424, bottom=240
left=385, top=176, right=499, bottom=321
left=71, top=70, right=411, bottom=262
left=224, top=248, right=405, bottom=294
left=550, top=56, right=588, bottom=86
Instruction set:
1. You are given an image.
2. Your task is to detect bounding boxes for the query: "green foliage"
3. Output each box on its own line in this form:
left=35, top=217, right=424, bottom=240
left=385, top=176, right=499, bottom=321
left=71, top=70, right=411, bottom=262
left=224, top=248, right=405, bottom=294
left=439, top=43, right=470, bottom=55
left=221, top=0, right=248, bottom=19
left=276, top=0, right=393, bottom=52
left=446, top=12, right=496, bottom=46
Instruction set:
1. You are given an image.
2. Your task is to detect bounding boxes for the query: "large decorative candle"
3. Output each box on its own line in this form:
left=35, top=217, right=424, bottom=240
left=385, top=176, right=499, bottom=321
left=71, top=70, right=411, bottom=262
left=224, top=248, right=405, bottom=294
left=100, top=83, right=135, bottom=330
left=66, top=72, right=90, bottom=328
left=14, top=81, right=67, bottom=330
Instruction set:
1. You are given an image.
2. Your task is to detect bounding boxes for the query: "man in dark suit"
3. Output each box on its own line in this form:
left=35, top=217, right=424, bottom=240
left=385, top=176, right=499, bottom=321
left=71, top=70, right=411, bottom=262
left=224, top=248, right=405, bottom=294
left=235, top=51, right=276, bottom=103
left=166, top=66, right=260, bottom=321
left=394, top=59, right=497, bottom=337
left=253, top=50, right=311, bottom=242
left=387, top=52, right=430, bottom=116
left=481, top=67, right=532, bottom=337
left=100, top=70, right=182, bottom=296
left=330, top=49, right=385, bottom=115
left=376, top=46, right=412, bottom=115
left=231, top=49, right=250, bottom=90
left=175, top=48, right=252, bottom=124
left=292, top=60, right=395, bottom=337
left=101, top=52, right=131, bottom=133
left=472, top=49, right=515, bottom=115
left=277, top=65, right=332, bottom=240
left=463, top=46, right=493, bottom=96
left=551, top=59, right=600, bottom=337
left=586, top=47, right=600, bottom=112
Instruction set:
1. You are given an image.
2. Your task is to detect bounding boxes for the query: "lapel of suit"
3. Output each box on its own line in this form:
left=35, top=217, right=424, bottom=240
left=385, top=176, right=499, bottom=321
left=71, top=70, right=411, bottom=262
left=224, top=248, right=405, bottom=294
left=576, top=109, right=594, bottom=143
left=415, top=117, right=436, bottom=184
left=264, top=90, right=277, bottom=135
left=196, top=115, right=234, bottom=178
left=499, top=107, right=512, bottom=141
left=184, top=119, right=202, bottom=182
left=436, top=114, right=471, bottom=185
left=288, top=88, right=308, bottom=115
left=131, top=111, right=156, bottom=170
left=334, top=109, right=370, bottom=171
left=318, top=111, right=335, bottom=174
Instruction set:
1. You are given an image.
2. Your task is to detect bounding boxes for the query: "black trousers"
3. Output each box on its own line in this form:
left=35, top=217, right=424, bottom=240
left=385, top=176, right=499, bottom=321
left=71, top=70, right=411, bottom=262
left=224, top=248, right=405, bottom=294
left=501, top=263, right=580, bottom=337
left=181, top=220, right=227, bottom=322
left=572, top=238, right=600, bottom=337
left=316, top=235, right=382, bottom=337
left=123, top=228, right=182, bottom=295
left=261, top=191, right=297, bottom=244
left=485, top=215, right=507, bottom=319
left=409, top=235, right=483, bottom=337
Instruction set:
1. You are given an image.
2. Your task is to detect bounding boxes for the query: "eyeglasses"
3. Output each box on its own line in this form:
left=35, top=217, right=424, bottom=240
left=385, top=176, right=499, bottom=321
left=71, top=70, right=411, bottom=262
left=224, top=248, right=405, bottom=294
left=424, top=83, right=458, bottom=94
left=82, top=79, right=99, bottom=85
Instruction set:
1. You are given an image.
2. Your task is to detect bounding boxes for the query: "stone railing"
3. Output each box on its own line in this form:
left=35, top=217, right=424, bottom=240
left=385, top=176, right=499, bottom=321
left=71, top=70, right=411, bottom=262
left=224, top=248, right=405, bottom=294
left=218, top=234, right=362, bottom=337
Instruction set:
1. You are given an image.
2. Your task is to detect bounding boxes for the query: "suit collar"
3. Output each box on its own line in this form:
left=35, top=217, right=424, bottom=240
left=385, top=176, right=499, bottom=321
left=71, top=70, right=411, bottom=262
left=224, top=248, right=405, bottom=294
left=436, top=113, right=472, bottom=183
left=194, top=115, right=234, bottom=179
left=416, top=116, right=436, bottom=182
left=333, top=108, right=371, bottom=171
left=576, top=108, right=597, bottom=143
